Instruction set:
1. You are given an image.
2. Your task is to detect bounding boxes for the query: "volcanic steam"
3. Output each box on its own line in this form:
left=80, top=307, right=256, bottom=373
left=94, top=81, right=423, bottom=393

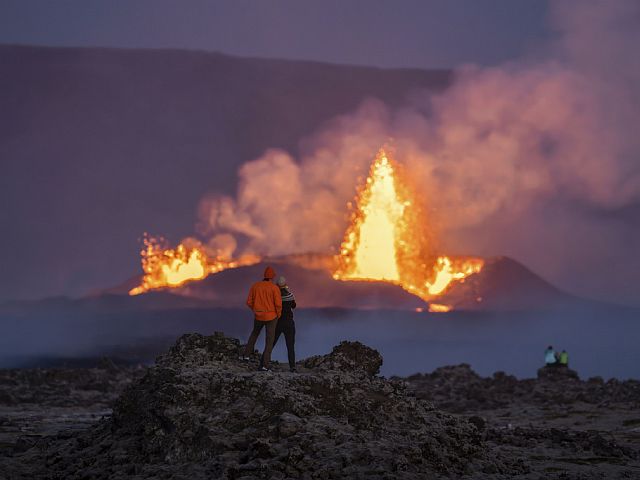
left=130, top=2, right=640, bottom=306
left=130, top=149, right=482, bottom=307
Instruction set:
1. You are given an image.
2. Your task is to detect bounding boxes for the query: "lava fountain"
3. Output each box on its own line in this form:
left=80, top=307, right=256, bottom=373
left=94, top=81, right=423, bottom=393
left=129, top=149, right=483, bottom=309
left=333, top=149, right=483, bottom=306
left=129, top=235, right=259, bottom=295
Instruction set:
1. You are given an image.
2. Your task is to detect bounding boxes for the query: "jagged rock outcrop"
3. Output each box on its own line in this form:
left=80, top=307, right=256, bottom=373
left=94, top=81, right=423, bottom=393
left=302, top=340, right=383, bottom=376
left=1, top=333, right=528, bottom=479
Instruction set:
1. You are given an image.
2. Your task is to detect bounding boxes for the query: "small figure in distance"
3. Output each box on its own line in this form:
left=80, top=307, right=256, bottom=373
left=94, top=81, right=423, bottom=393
left=241, top=266, right=282, bottom=372
left=267, top=276, right=297, bottom=373
left=559, top=349, right=569, bottom=367
left=544, top=345, right=557, bottom=367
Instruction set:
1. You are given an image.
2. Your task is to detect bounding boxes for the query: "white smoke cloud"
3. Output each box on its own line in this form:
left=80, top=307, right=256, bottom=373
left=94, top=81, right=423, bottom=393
left=197, top=105, right=390, bottom=256
left=197, top=1, right=640, bottom=278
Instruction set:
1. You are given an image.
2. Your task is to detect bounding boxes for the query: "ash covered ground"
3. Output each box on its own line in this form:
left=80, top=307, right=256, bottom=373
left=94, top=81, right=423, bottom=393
left=1, top=331, right=638, bottom=479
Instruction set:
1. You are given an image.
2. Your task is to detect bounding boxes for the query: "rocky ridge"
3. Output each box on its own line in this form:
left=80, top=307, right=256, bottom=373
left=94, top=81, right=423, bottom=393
left=0, top=333, right=526, bottom=479
left=404, top=363, right=640, bottom=413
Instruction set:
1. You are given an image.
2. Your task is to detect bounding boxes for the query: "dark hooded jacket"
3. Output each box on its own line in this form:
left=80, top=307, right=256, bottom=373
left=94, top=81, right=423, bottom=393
left=278, top=287, right=296, bottom=326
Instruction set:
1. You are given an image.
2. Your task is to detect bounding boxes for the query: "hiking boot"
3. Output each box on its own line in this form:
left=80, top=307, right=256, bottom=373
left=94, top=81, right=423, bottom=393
left=258, top=366, right=272, bottom=372
left=238, top=355, right=250, bottom=362
left=289, top=368, right=297, bottom=373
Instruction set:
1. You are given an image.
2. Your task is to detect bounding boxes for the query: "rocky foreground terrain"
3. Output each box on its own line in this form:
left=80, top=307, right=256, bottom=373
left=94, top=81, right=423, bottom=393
left=0, top=333, right=638, bottom=479
left=404, top=365, right=640, bottom=478
left=0, top=358, right=146, bottom=457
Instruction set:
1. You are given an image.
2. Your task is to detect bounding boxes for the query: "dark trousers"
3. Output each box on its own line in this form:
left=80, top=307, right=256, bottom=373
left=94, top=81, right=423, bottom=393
left=243, top=318, right=277, bottom=368
left=272, top=320, right=296, bottom=370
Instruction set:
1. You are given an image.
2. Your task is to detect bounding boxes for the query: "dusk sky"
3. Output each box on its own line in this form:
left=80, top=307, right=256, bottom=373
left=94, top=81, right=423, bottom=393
left=0, top=0, right=552, bottom=68
left=2, top=6, right=640, bottom=474
left=1, top=1, right=639, bottom=307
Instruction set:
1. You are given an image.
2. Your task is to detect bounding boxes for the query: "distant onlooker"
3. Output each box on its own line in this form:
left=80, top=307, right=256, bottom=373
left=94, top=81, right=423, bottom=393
left=559, top=349, right=569, bottom=367
left=544, top=345, right=557, bottom=365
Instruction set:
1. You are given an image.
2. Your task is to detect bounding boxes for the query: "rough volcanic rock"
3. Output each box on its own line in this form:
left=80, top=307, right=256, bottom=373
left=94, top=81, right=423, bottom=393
left=405, top=363, right=640, bottom=411
left=0, top=363, right=144, bottom=408
left=536, top=365, right=580, bottom=382
left=0, top=362, right=146, bottom=461
left=404, top=364, right=520, bottom=412
left=404, top=363, right=640, bottom=478
left=0, top=333, right=528, bottom=479
left=487, top=427, right=636, bottom=460
left=303, top=341, right=383, bottom=376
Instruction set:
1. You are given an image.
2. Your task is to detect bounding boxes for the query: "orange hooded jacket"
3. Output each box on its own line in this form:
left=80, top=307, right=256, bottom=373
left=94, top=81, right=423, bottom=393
left=246, top=280, right=282, bottom=321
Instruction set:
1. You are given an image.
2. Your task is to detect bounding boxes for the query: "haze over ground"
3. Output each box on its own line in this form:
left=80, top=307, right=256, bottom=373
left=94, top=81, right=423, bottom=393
left=0, top=1, right=638, bottom=306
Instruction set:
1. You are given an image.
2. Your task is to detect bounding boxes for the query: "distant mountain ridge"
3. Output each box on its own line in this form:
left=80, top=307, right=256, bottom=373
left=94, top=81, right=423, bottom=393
left=0, top=44, right=451, bottom=303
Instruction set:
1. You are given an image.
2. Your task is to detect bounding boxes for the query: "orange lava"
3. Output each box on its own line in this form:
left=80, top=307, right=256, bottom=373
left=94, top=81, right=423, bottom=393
left=428, top=303, right=452, bottom=313
left=333, top=149, right=483, bottom=307
left=129, top=235, right=259, bottom=295
left=129, top=149, right=483, bottom=308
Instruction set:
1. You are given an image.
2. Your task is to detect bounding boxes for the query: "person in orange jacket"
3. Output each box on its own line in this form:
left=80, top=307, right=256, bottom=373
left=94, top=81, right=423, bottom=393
left=241, top=266, right=282, bottom=371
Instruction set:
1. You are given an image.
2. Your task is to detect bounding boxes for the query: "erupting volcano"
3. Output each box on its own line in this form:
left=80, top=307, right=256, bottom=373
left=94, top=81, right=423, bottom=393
left=333, top=149, right=483, bottom=309
left=129, top=149, right=484, bottom=310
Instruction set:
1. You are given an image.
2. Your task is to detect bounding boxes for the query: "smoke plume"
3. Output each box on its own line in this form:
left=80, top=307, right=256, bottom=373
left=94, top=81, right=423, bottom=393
left=196, top=1, right=640, bottom=302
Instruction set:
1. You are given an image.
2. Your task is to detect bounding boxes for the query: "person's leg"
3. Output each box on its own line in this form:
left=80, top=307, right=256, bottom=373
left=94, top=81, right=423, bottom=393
left=272, top=327, right=283, bottom=349
left=284, top=323, right=296, bottom=370
left=243, top=319, right=264, bottom=357
left=262, top=319, right=277, bottom=369
left=262, top=328, right=282, bottom=367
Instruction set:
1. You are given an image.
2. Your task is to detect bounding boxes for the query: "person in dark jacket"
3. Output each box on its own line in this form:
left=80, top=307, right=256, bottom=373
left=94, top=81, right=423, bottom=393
left=270, top=276, right=297, bottom=372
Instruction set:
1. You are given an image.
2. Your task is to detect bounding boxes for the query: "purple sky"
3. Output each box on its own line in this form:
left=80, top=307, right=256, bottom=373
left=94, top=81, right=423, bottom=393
left=0, top=0, right=552, bottom=68
left=1, top=1, right=638, bottom=307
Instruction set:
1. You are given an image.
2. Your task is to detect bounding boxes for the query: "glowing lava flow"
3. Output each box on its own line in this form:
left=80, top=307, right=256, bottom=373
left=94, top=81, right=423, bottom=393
left=128, top=149, right=482, bottom=307
left=129, top=235, right=259, bottom=295
left=334, top=149, right=483, bottom=307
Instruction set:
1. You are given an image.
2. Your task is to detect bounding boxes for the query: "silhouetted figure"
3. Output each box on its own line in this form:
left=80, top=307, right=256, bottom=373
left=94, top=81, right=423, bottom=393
left=242, top=266, right=282, bottom=371
left=268, top=276, right=297, bottom=372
